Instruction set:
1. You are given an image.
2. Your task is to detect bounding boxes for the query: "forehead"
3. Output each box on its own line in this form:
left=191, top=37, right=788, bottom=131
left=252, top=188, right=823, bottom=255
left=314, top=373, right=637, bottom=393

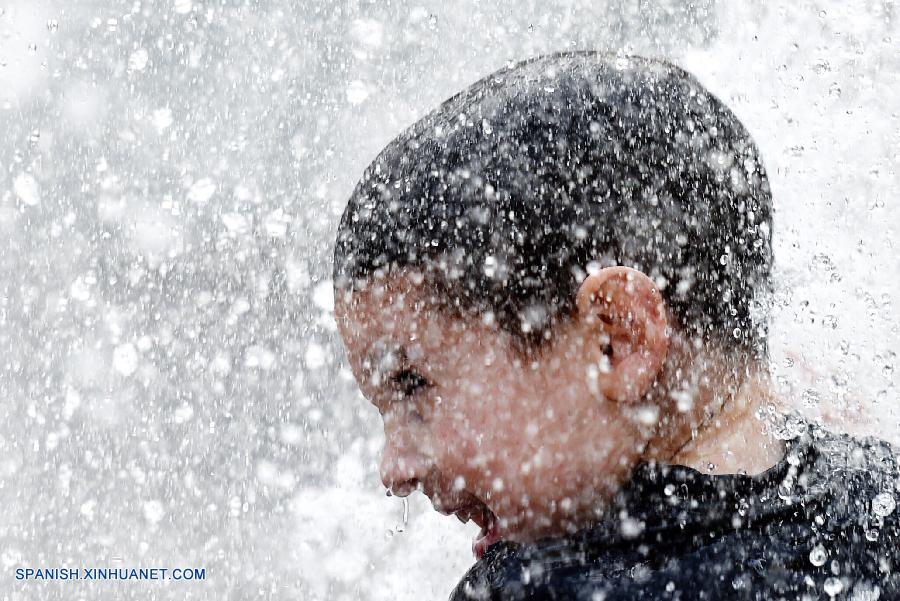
left=334, top=269, right=473, bottom=363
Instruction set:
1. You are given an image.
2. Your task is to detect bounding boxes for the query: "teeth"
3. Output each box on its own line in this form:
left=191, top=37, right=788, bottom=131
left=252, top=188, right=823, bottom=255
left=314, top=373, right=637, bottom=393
left=454, top=507, right=477, bottom=524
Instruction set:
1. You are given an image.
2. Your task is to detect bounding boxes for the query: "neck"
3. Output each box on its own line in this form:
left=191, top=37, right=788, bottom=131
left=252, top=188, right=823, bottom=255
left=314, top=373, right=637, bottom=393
left=666, top=368, right=786, bottom=475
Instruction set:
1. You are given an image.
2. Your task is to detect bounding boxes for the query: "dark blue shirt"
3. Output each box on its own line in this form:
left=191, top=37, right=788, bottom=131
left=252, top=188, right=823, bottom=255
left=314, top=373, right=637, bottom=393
left=450, top=419, right=900, bottom=600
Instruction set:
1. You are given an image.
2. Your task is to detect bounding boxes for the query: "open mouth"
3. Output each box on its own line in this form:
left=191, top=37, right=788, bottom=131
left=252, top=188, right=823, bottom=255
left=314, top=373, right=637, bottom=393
left=426, top=484, right=503, bottom=559
left=450, top=502, right=501, bottom=559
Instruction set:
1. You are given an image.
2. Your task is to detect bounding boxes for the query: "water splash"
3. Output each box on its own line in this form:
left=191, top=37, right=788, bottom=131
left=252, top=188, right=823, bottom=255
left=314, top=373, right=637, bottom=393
left=385, top=496, right=410, bottom=539
left=397, top=497, right=409, bottom=533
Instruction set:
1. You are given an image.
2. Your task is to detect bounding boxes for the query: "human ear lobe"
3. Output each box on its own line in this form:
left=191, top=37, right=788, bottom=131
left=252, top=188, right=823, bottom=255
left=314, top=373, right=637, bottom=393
left=575, top=266, right=670, bottom=403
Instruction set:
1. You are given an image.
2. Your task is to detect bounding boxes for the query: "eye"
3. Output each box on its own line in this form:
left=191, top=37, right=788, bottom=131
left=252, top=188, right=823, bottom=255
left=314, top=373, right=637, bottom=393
left=390, top=368, right=430, bottom=397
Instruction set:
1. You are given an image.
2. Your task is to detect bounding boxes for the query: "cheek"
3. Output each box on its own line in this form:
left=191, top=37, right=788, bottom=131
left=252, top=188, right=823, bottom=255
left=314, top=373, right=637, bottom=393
left=429, top=384, right=540, bottom=497
left=429, top=398, right=485, bottom=474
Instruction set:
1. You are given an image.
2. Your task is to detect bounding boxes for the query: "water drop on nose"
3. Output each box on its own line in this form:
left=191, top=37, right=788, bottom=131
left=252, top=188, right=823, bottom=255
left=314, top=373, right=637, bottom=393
left=390, top=496, right=409, bottom=535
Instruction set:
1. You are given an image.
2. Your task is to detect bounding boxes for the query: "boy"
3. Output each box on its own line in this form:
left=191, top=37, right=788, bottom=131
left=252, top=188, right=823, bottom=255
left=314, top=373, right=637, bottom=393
left=332, top=52, right=900, bottom=600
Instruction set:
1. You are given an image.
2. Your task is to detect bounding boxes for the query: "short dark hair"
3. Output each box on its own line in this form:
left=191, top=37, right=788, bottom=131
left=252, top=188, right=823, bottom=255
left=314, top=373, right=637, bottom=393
left=333, top=51, right=773, bottom=361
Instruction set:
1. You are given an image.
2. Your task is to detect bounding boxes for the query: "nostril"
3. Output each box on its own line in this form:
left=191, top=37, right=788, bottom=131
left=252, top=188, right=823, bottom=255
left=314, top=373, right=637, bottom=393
left=380, top=451, right=421, bottom=493
left=388, top=478, right=419, bottom=498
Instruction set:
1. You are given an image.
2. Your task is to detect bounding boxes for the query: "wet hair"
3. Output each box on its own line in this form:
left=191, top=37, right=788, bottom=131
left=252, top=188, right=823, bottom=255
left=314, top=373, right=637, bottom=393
left=332, top=51, right=773, bottom=362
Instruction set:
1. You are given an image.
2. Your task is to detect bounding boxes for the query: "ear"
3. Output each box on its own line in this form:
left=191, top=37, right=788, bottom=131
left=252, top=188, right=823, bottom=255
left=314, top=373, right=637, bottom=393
left=575, top=266, right=670, bottom=403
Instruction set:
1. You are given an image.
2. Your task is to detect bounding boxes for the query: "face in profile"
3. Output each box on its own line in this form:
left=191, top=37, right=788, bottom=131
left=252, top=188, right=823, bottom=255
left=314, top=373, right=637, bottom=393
left=334, top=266, right=671, bottom=556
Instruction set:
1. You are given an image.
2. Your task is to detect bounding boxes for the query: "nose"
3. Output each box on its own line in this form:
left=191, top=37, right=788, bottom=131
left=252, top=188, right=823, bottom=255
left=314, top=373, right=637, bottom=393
left=379, top=427, right=433, bottom=497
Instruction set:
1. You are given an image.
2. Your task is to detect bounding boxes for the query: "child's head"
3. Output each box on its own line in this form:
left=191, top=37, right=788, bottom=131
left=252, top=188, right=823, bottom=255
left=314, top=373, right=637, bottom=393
left=332, top=51, right=773, bottom=552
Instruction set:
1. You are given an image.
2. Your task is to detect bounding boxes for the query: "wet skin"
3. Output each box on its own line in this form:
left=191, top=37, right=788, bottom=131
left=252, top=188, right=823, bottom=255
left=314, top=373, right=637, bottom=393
left=333, top=265, right=677, bottom=554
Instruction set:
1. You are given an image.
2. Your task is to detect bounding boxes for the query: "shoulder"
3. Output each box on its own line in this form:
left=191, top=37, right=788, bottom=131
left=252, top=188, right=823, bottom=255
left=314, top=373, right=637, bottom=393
left=795, top=420, right=900, bottom=591
left=802, top=420, right=899, bottom=502
left=448, top=543, right=526, bottom=601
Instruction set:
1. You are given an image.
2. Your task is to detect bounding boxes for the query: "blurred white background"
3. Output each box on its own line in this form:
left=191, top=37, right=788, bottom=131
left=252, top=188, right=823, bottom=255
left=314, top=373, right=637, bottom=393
left=1, top=1, right=897, bottom=599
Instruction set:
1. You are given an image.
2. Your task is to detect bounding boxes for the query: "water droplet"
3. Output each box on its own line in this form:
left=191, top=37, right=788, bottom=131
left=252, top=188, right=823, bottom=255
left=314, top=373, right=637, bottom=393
left=809, top=544, right=827, bottom=566
left=772, top=413, right=807, bottom=440
left=824, top=576, right=843, bottom=597
left=620, top=517, right=643, bottom=538
left=400, top=496, right=409, bottom=528
left=47, top=19, right=59, bottom=33
left=427, top=14, right=437, bottom=30
left=346, top=80, right=370, bottom=105
left=143, top=500, right=166, bottom=524
left=801, top=388, right=821, bottom=407
left=671, top=389, right=693, bottom=412
left=151, top=107, right=173, bottom=131
left=263, top=209, right=291, bottom=238
left=27, top=43, right=37, bottom=55
left=872, top=492, right=896, bottom=517
left=637, top=405, right=659, bottom=426
left=304, top=342, right=325, bottom=370
left=128, top=48, right=150, bottom=71
left=113, top=343, right=139, bottom=376
left=244, top=345, right=276, bottom=370
left=221, top=212, right=249, bottom=234
left=187, top=177, right=216, bottom=203
left=14, top=173, right=40, bottom=206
